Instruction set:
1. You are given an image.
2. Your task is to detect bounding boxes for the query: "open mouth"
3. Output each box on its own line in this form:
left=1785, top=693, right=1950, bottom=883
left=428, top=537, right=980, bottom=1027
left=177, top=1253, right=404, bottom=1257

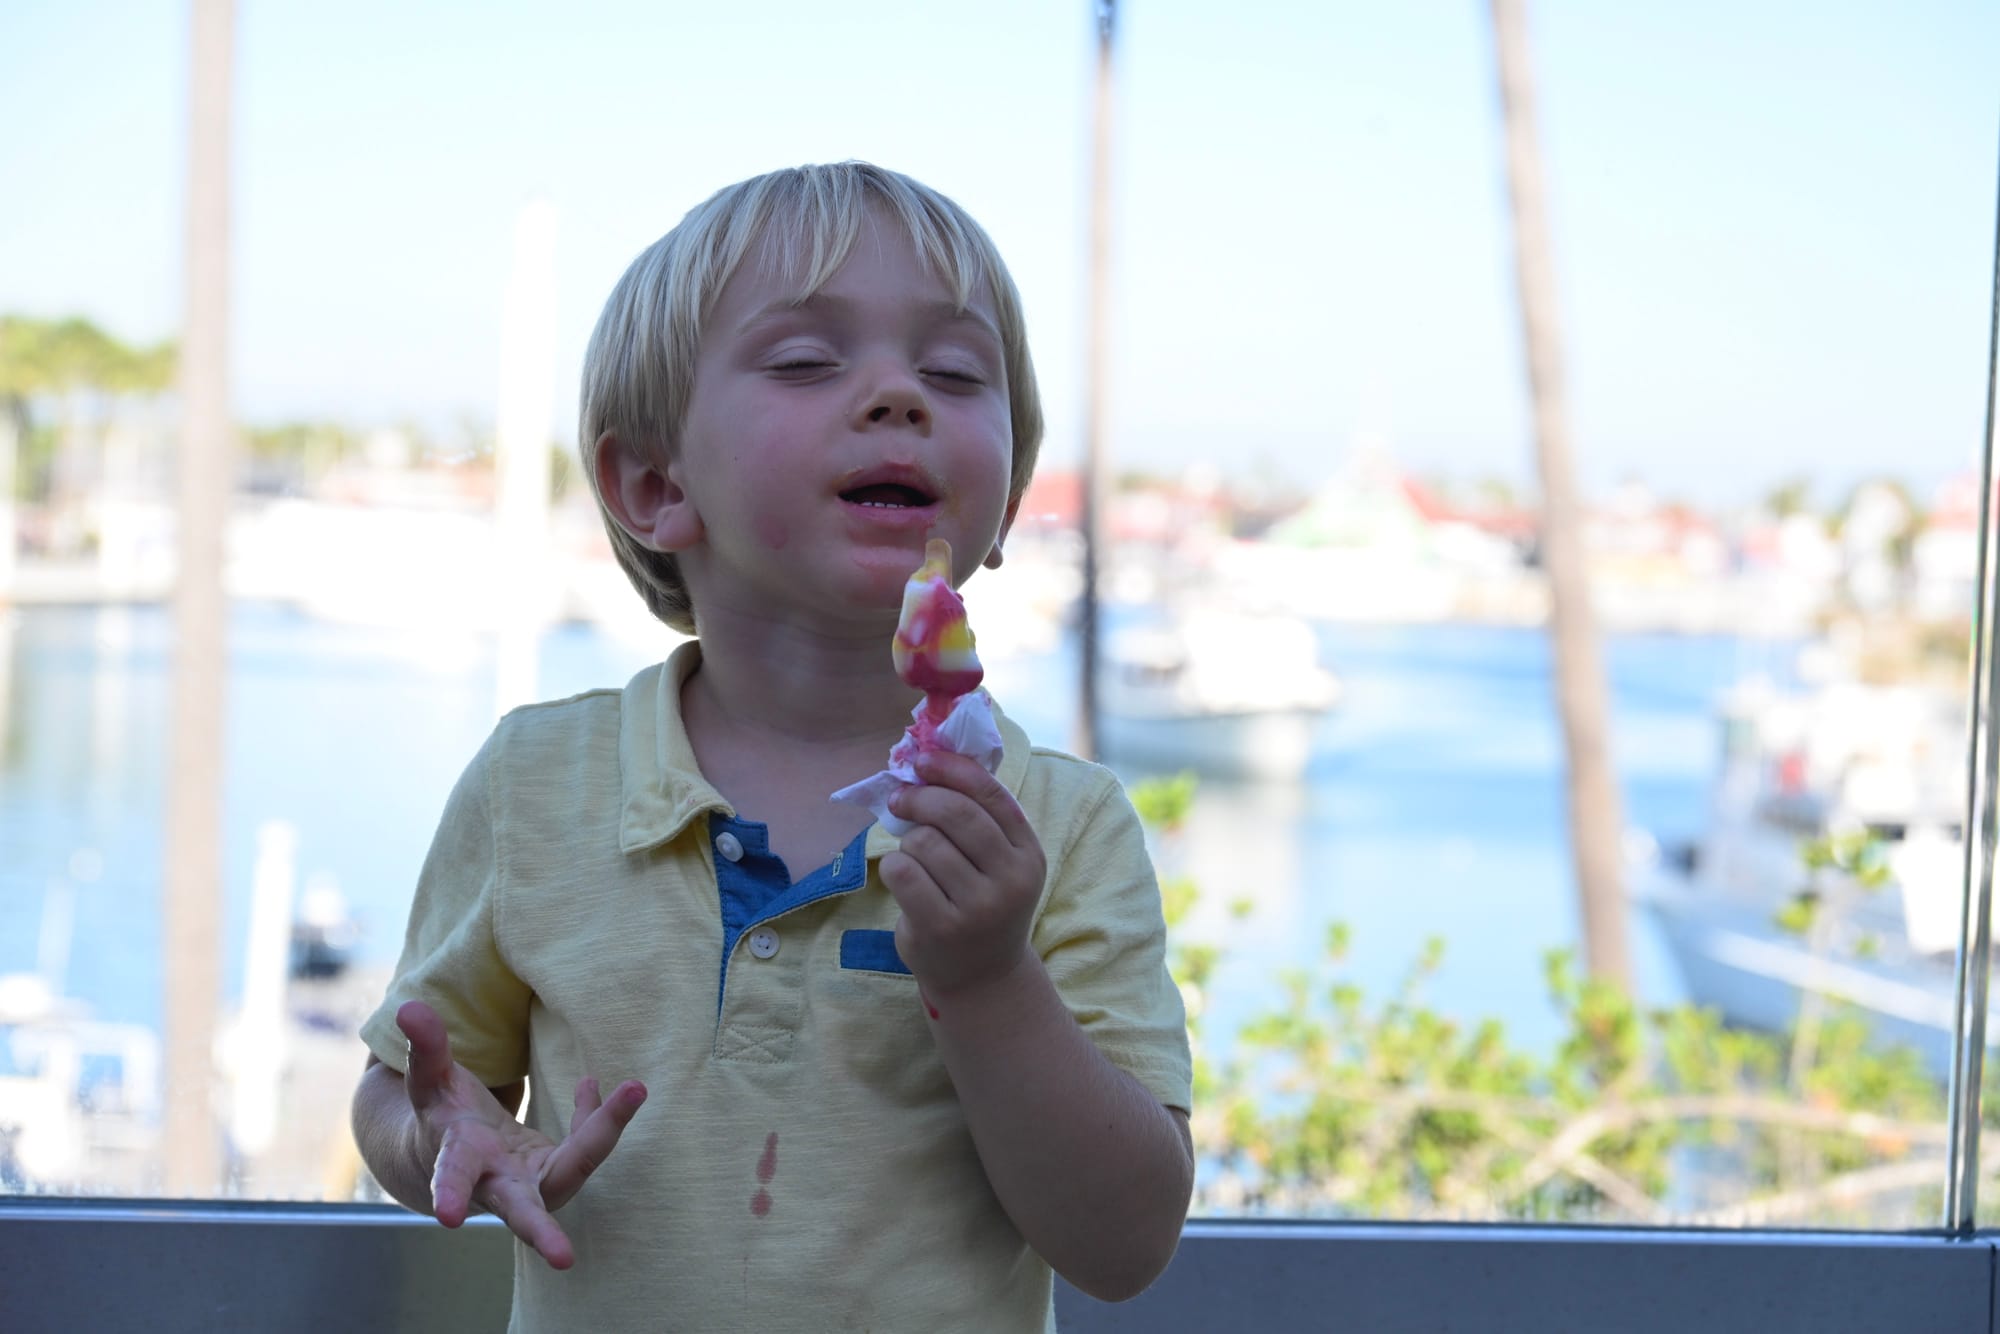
left=839, top=481, right=937, bottom=509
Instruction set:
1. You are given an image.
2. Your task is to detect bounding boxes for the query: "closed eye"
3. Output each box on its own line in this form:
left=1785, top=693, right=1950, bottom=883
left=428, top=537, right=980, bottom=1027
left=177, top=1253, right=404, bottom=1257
left=766, top=359, right=842, bottom=384
left=923, top=368, right=985, bottom=386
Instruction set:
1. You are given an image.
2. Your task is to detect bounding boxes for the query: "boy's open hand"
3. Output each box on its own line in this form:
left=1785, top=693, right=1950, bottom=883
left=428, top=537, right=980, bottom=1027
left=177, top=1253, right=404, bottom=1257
left=396, top=1000, right=646, bottom=1270
left=881, top=750, right=1047, bottom=997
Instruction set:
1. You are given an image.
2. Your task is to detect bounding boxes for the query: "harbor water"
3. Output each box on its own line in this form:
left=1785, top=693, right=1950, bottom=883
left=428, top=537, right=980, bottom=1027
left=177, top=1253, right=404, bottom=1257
left=0, top=602, right=1786, bottom=1060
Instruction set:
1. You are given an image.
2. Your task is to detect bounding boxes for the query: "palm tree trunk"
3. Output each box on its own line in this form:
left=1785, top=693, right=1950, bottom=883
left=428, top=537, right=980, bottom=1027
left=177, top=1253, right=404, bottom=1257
left=1490, top=0, right=1632, bottom=989
left=161, top=0, right=235, bottom=1193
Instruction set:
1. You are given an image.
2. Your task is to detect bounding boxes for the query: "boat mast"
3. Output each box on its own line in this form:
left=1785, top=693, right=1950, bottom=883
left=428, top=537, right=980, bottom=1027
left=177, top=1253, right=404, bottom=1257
left=1076, top=0, right=1116, bottom=762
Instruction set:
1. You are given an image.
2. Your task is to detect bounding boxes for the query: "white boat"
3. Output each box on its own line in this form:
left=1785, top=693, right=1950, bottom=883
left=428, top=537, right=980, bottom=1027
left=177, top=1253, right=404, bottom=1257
left=0, top=973, right=160, bottom=1188
left=1633, top=676, right=1990, bottom=1081
left=1097, top=605, right=1341, bottom=781
left=1637, top=814, right=1985, bottom=1083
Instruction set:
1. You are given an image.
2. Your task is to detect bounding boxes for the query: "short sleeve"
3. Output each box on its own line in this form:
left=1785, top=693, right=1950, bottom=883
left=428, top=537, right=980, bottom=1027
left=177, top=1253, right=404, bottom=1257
left=357, top=729, right=533, bottom=1087
left=1032, top=775, right=1194, bottom=1113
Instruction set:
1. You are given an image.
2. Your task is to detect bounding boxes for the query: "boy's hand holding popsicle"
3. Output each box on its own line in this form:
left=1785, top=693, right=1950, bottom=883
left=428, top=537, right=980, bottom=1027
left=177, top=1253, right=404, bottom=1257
left=882, top=740, right=1047, bottom=1005
left=830, top=537, right=1005, bottom=831
left=871, top=539, right=1046, bottom=1001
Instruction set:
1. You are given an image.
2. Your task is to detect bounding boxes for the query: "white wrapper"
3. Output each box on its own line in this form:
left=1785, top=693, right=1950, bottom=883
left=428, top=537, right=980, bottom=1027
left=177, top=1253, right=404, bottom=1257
left=829, top=690, right=1004, bottom=835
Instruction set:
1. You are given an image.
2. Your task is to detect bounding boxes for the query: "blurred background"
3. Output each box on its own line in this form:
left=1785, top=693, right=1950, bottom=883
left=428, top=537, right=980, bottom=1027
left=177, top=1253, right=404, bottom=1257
left=3, top=0, right=1998, bottom=1231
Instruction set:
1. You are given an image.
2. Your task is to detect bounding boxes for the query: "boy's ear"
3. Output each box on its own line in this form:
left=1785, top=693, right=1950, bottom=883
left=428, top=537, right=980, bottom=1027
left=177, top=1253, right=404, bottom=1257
left=983, top=493, right=1023, bottom=570
left=594, top=431, right=703, bottom=553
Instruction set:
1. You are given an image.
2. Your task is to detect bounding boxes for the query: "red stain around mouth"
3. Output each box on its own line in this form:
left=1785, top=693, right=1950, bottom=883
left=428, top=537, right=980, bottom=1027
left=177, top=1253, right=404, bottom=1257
left=751, top=1131, right=778, bottom=1216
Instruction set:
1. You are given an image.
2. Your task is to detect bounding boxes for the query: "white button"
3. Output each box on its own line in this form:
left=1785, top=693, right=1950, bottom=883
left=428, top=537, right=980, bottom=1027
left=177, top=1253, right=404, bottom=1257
left=748, top=927, right=781, bottom=960
left=715, top=831, right=744, bottom=862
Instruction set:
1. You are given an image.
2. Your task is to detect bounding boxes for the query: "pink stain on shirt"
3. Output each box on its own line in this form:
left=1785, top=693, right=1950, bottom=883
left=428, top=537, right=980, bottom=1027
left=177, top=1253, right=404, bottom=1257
left=750, top=1131, right=779, bottom=1216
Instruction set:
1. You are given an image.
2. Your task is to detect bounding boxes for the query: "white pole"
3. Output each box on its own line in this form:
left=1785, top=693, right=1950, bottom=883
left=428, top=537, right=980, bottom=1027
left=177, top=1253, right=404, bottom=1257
left=0, top=410, right=16, bottom=601
left=35, top=878, right=75, bottom=998
left=493, top=198, right=559, bottom=718
left=162, top=0, right=235, bottom=1195
left=0, top=608, right=12, bottom=779
left=228, top=820, right=295, bottom=1161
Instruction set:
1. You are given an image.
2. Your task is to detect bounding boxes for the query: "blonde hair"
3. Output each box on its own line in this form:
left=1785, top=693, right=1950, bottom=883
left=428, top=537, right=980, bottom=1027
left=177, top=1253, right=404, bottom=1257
left=578, top=161, right=1046, bottom=634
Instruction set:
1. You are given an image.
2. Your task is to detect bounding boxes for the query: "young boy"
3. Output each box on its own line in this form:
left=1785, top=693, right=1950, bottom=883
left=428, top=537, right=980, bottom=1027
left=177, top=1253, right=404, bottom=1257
left=350, top=161, right=1194, bottom=1332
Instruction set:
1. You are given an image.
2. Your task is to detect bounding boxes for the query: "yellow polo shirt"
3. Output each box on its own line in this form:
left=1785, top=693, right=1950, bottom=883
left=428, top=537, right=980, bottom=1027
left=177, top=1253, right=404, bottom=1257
left=360, top=642, right=1193, bottom=1333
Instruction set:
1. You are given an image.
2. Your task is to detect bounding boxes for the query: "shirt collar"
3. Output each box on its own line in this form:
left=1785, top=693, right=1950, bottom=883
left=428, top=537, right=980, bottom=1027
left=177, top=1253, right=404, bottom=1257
left=617, top=642, right=732, bottom=854
left=618, top=640, right=1036, bottom=858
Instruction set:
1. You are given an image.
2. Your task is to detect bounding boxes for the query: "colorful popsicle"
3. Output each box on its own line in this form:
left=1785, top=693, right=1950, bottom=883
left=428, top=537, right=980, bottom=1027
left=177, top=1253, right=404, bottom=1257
left=893, top=538, right=984, bottom=731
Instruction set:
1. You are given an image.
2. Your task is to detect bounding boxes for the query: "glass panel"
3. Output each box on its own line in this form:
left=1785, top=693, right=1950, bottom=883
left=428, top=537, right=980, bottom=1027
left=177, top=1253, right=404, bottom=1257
left=2, top=2, right=1994, bottom=1226
left=1061, top=2, right=1993, bottom=1229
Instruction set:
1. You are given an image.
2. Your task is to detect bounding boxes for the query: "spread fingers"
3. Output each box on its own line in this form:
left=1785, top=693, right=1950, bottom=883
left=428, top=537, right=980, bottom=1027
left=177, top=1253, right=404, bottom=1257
left=540, top=1079, right=648, bottom=1211
left=484, top=1175, right=577, bottom=1270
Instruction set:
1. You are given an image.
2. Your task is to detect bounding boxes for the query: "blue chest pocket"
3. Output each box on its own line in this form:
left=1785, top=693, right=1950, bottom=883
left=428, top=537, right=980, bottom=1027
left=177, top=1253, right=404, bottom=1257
left=839, top=929, right=912, bottom=976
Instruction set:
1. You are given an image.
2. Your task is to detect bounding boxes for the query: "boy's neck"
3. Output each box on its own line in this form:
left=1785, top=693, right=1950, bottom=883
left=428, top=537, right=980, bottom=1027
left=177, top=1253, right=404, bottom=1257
left=685, top=606, right=919, bottom=748
left=680, top=615, right=918, bottom=875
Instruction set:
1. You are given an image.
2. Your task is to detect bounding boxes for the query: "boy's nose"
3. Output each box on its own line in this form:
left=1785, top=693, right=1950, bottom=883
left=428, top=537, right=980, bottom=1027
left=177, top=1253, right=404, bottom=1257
left=866, top=401, right=929, bottom=426
left=858, top=388, right=930, bottom=432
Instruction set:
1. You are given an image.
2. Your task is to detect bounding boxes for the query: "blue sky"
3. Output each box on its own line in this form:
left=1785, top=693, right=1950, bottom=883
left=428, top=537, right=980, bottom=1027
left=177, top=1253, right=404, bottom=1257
left=2, top=0, right=1996, bottom=507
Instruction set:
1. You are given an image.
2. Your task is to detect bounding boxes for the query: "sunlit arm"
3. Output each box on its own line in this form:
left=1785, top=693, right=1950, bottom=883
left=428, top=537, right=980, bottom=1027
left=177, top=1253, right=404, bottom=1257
left=351, top=1057, right=443, bottom=1214
left=927, top=950, right=1194, bottom=1302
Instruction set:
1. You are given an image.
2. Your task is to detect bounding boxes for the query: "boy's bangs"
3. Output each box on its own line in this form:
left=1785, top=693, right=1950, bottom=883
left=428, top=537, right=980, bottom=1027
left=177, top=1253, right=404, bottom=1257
left=741, top=171, right=990, bottom=315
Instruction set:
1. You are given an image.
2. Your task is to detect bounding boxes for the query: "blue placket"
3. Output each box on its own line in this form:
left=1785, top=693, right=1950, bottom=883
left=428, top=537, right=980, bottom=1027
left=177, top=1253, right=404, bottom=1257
left=710, top=814, right=871, bottom=1012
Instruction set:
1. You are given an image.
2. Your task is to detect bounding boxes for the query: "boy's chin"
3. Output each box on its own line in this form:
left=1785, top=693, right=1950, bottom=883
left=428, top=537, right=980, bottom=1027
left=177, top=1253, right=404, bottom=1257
left=774, top=568, right=911, bottom=627
left=840, top=548, right=935, bottom=596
